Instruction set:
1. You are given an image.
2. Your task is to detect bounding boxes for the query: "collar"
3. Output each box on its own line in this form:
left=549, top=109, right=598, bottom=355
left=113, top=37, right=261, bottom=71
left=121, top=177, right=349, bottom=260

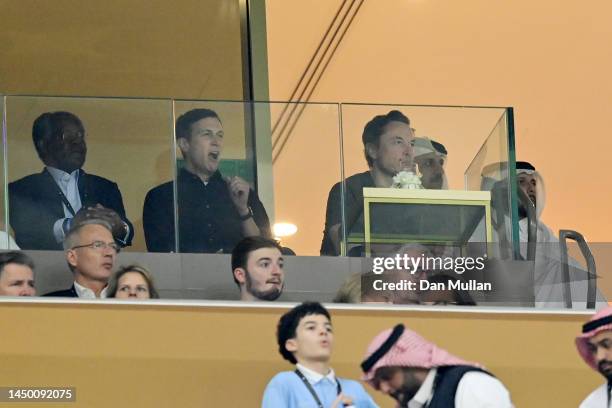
left=296, top=363, right=336, bottom=386
left=408, top=368, right=437, bottom=408
left=74, top=281, right=108, bottom=299
left=46, top=166, right=80, bottom=183
left=179, top=167, right=222, bottom=184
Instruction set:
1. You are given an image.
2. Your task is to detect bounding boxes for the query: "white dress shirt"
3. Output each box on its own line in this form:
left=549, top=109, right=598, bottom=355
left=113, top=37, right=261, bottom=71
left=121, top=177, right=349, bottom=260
left=47, top=166, right=82, bottom=243
left=74, top=281, right=108, bottom=299
left=408, top=368, right=514, bottom=408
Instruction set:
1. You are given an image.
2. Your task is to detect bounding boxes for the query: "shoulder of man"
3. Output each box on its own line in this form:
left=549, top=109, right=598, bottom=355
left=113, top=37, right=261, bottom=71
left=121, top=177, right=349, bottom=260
left=579, top=383, right=608, bottom=408
left=455, top=370, right=513, bottom=406
left=145, top=181, right=174, bottom=199
left=262, top=371, right=296, bottom=407
left=265, top=370, right=298, bottom=385
left=8, top=171, right=47, bottom=191
left=328, top=171, right=372, bottom=194
left=43, top=287, right=78, bottom=297
left=79, top=171, right=120, bottom=188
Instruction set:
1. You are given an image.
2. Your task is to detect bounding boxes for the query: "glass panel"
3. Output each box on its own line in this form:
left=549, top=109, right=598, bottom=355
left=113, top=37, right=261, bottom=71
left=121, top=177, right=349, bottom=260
left=465, top=108, right=519, bottom=260
left=263, top=101, right=342, bottom=256
left=5, top=95, right=175, bottom=253
left=335, top=103, right=525, bottom=307
left=2, top=95, right=574, bottom=310
left=338, top=103, right=508, bottom=257
left=0, top=95, right=12, bottom=249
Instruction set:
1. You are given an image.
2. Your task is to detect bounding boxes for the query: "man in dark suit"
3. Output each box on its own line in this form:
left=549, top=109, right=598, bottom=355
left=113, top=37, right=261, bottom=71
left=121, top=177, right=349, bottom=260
left=45, top=220, right=119, bottom=298
left=143, top=108, right=271, bottom=253
left=8, top=111, right=133, bottom=250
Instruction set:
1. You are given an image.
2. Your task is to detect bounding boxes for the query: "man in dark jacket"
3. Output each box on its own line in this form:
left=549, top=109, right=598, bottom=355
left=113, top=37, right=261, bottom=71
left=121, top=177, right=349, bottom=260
left=45, top=220, right=119, bottom=298
left=8, top=111, right=133, bottom=250
left=143, top=108, right=270, bottom=253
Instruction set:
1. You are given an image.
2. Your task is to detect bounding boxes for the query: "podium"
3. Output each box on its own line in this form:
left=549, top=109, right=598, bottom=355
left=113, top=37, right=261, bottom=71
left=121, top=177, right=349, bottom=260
left=360, top=188, right=492, bottom=257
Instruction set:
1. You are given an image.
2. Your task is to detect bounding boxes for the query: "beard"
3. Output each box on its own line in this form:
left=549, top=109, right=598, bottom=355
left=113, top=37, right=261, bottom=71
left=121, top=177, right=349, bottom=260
left=390, top=386, right=416, bottom=407
left=598, top=360, right=612, bottom=381
left=389, top=371, right=422, bottom=407
left=423, top=173, right=443, bottom=189
left=245, top=273, right=283, bottom=301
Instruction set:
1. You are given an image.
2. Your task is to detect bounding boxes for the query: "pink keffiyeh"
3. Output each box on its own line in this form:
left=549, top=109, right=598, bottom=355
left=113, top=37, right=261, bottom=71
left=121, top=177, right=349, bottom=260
left=362, top=324, right=481, bottom=387
left=576, top=306, right=612, bottom=371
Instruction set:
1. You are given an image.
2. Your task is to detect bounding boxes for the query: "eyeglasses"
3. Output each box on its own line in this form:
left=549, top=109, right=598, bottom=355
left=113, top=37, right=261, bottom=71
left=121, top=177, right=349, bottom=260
left=61, top=130, right=85, bottom=143
left=71, top=240, right=121, bottom=253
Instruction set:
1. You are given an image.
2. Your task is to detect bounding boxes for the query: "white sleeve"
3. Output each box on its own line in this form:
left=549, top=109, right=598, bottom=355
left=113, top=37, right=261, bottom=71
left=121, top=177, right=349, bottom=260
left=455, top=372, right=514, bottom=408
left=579, top=384, right=608, bottom=408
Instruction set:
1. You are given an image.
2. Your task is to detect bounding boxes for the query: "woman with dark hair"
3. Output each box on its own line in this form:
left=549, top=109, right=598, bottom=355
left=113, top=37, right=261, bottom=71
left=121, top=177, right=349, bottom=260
left=107, top=264, right=159, bottom=299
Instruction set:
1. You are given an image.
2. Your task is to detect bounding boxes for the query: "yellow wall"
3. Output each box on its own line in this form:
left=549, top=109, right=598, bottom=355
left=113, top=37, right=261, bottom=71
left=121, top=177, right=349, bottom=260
left=265, top=0, right=612, bottom=247
left=0, top=301, right=603, bottom=407
left=0, top=0, right=244, bottom=99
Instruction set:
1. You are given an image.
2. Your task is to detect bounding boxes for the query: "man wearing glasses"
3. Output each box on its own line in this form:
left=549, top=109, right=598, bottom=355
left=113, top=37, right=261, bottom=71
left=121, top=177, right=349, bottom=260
left=8, top=111, right=133, bottom=250
left=44, top=220, right=119, bottom=298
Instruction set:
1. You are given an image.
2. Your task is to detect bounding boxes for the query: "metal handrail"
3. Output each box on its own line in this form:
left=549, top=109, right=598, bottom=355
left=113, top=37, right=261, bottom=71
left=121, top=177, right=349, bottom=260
left=559, top=230, right=597, bottom=309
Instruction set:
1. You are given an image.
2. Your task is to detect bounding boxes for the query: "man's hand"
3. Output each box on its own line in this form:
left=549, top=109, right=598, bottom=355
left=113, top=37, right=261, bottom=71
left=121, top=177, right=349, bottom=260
left=225, top=176, right=251, bottom=216
left=331, top=393, right=354, bottom=408
left=72, top=204, right=128, bottom=241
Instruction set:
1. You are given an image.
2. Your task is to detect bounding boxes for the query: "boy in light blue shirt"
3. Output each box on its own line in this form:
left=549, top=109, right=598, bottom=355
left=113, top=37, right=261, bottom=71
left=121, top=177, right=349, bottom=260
left=262, top=302, right=378, bottom=408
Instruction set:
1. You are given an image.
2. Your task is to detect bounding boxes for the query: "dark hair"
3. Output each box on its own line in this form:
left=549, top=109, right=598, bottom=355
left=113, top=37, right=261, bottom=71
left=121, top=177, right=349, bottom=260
left=175, top=108, right=221, bottom=140
left=231, top=236, right=282, bottom=286
left=0, top=251, right=35, bottom=276
left=107, top=264, right=160, bottom=299
left=277, top=302, right=331, bottom=364
left=32, top=111, right=84, bottom=160
left=362, top=110, right=410, bottom=166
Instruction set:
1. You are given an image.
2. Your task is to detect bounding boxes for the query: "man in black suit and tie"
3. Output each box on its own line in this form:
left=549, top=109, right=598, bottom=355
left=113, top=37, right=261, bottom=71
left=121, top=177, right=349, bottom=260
left=8, top=111, right=133, bottom=250
left=45, top=219, right=119, bottom=298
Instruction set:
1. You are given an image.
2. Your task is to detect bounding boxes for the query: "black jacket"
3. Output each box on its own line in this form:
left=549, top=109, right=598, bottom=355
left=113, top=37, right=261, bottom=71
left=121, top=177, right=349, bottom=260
left=143, top=169, right=271, bottom=253
left=43, top=284, right=78, bottom=298
left=8, top=168, right=133, bottom=250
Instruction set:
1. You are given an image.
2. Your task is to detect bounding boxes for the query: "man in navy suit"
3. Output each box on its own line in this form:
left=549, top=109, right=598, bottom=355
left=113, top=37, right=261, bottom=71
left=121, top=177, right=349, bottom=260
left=8, top=111, right=133, bottom=250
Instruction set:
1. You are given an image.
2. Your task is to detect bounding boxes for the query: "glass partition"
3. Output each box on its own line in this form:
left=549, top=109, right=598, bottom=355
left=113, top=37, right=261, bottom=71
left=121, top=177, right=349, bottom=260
left=0, top=96, right=10, bottom=249
left=3, top=95, right=583, bottom=310
left=262, top=101, right=341, bottom=256
left=465, top=108, right=519, bottom=259
left=333, top=104, right=528, bottom=307
left=337, top=103, right=513, bottom=257
left=4, top=95, right=175, bottom=253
